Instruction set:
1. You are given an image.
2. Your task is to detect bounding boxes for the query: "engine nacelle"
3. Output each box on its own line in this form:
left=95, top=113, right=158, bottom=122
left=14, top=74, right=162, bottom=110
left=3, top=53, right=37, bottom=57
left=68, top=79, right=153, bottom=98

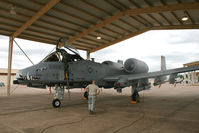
left=124, top=58, right=149, bottom=74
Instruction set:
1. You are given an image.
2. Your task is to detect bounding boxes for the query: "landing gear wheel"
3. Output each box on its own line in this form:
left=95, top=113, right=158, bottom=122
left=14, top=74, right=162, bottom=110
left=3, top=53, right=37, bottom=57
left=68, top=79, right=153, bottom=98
left=52, top=99, right=61, bottom=108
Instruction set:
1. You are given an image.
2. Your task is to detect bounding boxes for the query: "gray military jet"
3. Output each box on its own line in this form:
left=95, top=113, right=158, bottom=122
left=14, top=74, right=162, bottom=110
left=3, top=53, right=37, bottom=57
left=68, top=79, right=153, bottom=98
left=13, top=37, right=199, bottom=107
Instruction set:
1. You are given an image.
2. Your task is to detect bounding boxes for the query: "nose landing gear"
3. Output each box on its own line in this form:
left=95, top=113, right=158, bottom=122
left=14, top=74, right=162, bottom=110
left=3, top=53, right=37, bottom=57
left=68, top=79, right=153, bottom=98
left=52, top=84, right=65, bottom=108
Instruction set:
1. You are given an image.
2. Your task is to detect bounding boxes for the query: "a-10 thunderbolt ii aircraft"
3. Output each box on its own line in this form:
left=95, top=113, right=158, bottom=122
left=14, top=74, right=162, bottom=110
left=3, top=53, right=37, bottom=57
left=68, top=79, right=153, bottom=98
left=14, top=37, right=199, bottom=108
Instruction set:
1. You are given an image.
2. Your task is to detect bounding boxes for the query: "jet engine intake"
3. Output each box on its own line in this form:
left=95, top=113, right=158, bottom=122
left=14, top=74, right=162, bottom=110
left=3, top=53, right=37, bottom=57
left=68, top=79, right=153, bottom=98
left=124, top=58, right=149, bottom=74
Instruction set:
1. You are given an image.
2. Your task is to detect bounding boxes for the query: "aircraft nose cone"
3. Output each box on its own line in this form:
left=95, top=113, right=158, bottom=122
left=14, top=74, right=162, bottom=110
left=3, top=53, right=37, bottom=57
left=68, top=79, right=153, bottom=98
left=16, top=72, right=21, bottom=78
left=16, top=70, right=25, bottom=80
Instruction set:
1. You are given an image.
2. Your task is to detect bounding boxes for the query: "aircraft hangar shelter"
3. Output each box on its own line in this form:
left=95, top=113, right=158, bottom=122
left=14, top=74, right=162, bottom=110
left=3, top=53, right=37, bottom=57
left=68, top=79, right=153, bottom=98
left=0, top=0, right=199, bottom=96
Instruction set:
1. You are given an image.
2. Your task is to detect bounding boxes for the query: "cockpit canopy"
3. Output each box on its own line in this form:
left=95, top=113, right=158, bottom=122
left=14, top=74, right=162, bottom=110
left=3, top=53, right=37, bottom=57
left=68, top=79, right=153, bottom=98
left=42, top=49, right=84, bottom=63
left=42, top=37, right=84, bottom=64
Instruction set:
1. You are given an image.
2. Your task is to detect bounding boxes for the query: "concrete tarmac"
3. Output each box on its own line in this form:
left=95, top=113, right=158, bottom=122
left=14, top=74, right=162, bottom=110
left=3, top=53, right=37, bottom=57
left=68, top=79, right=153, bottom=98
left=0, top=84, right=199, bottom=133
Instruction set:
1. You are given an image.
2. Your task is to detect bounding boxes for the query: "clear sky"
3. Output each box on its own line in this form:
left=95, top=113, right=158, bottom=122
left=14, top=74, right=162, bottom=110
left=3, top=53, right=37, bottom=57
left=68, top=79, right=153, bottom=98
left=0, top=29, right=199, bottom=72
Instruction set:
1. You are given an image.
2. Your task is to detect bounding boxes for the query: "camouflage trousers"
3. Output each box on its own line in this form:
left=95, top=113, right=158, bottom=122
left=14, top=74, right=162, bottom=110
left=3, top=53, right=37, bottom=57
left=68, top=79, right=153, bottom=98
left=88, top=95, right=96, bottom=111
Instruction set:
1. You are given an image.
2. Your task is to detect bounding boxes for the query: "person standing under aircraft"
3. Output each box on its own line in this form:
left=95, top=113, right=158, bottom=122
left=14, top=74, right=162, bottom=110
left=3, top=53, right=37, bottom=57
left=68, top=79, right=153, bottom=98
left=86, top=80, right=100, bottom=114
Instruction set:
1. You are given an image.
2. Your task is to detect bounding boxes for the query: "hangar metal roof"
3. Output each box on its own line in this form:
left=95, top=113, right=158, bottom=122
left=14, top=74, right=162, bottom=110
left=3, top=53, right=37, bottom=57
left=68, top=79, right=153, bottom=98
left=0, top=0, right=199, bottom=52
left=184, top=61, right=199, bottom=67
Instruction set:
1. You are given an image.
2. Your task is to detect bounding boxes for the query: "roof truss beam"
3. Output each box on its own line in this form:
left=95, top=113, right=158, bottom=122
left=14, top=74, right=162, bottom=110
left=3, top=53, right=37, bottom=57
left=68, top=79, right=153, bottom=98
left=12, top=0, right=60, bottom=38
left=65, top=2, right=199, bottom=46
left=124, top=3, right=199, bottom=15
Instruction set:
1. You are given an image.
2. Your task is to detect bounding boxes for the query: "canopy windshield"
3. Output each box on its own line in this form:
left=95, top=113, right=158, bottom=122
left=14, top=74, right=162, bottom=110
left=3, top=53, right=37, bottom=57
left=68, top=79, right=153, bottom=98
left=42, top=51, right=60, bottom=62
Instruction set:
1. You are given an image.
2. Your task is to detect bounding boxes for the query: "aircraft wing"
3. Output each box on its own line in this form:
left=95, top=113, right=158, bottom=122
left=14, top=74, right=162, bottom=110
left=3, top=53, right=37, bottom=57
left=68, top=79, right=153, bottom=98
left=104, top=65, right=199, bottom=82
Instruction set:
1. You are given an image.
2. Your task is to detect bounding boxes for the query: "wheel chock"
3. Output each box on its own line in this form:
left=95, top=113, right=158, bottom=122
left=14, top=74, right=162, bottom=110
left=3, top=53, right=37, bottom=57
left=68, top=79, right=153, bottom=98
left=82, top=97, right=87, bottom=100
left=130, top=101, right=137, bottom=103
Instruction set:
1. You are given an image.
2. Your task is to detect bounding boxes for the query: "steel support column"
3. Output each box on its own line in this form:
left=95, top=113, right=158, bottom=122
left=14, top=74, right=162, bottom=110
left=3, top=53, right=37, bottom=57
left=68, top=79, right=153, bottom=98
left=7, top=36, right=14, bottom=96
left=184, top=72, right=187, bottom=84
left=192, top=71, right=196, bottom=84
left=87, top=51, right=90, bottom=60
left=188, top=72, right=190, bottom=84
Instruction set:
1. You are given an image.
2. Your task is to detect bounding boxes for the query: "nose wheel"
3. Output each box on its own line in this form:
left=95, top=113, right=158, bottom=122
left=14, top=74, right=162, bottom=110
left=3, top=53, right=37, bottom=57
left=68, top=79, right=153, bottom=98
left=52, top=99, right=61, bottom=108
left=52, top=84, right=65, bottom=108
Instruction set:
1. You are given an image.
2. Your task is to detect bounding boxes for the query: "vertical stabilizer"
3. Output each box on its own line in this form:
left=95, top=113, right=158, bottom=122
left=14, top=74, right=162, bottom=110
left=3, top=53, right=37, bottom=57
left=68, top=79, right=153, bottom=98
left=153, top=56, right=167, bottom=86
left=161, top=56, right=166, bottom=71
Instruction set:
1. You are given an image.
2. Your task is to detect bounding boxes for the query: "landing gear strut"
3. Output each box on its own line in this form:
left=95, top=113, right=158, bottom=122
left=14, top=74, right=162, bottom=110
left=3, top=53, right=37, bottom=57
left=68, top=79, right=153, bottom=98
left=84, top=91, right=88, bottom=99
left=131, top=85, right=140, bottom=103
left=52, top=84, right=65, bottom=108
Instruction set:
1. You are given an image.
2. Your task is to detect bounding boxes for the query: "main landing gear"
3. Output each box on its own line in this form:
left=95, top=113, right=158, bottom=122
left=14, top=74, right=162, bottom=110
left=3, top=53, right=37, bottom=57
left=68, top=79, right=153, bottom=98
left=82, top=91, right=88, bottom=100
left=81, top=88, right=88, bottom=100
left=52, top=84, right=65, bottom=108
left=84, top=91, right=88, bottom=99
left=131, top=85, right=140, bottom=103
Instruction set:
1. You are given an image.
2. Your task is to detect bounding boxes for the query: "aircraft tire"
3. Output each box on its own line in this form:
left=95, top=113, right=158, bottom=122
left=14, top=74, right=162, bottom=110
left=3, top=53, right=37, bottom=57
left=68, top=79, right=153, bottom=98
left=52, top=99, right=61, bottom=108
